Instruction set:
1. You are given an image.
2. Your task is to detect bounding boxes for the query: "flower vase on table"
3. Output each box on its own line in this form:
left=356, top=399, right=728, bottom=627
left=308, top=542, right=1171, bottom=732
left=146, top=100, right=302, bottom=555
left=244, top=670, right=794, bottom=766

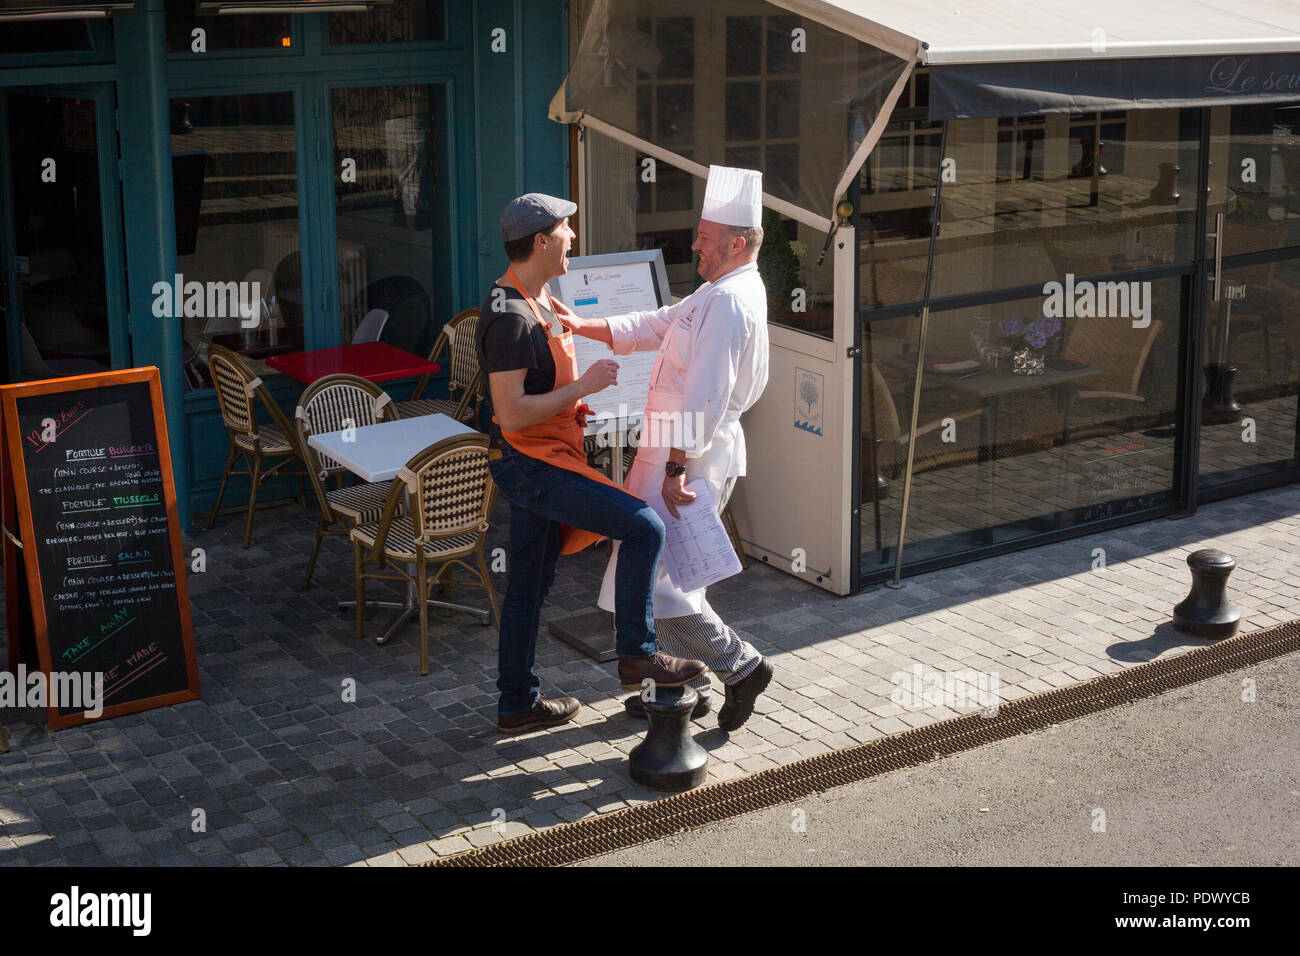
left=998, top=316, right=1062, bottom=376
left=1012, top=348, right=1046, bottom=375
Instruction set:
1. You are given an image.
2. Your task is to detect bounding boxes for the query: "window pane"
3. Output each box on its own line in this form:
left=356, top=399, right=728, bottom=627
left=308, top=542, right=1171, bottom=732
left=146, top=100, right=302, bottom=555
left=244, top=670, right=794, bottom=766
left=725, top=146, right=760, bottom=169
left=656, top=84, right=694, bottom=143
left=725, top=82, right=760, bottom=142
left=766, top=15, right=801, bottom=75
left=170, top=92, right=301, bottom=378
left=766, top=80, right=800, bottom=139
left=861, top=280, right=1182, bottom=570
left=331, top=84, right=451, bottom=356
left=726, top=16, right=761, bottom=76
left=636, top=228, right=694, bottom=267
left=329, top=0, right=446, bottom=45
left=657, top=17, right=694, bottom=79
left=765, top=142, right=799, bottom=196
left=861, top=109, right=1201, bottom=310
left=165, top=0, right=292, bottom=53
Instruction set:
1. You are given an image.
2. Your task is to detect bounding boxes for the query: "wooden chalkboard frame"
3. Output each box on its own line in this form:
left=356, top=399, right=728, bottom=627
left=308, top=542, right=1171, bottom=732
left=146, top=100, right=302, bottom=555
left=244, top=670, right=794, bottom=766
left=1, top=367, right=200, bottom=729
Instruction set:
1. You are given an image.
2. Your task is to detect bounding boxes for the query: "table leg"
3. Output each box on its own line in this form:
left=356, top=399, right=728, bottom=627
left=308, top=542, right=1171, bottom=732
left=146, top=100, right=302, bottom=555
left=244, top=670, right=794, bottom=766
left=374, top=581, right=419, bottom=646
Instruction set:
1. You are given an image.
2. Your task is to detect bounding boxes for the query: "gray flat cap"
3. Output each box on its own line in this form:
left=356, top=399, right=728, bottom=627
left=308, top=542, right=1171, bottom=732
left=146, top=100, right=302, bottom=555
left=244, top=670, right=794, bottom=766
left=500, top=193, right=577, bottom=242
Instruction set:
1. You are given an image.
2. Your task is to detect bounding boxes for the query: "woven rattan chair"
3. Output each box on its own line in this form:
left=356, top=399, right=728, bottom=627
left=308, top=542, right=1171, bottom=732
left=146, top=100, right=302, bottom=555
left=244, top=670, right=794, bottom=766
left=295, top=373, right=402, bottom=589
left=350, top=434, right=499, bottom=675
left=207, top=343, right=308, bottom=548
left=863, top=362, right=984, bottom=479
left=397, top=307, right=484, bottom=423
left=1059, top=319, right=1165, bottom=443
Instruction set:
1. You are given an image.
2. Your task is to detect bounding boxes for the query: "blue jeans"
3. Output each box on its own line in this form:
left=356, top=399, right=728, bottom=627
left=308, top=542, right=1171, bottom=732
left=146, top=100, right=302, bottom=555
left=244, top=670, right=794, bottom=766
left=489, top=452, right=665, bottom=716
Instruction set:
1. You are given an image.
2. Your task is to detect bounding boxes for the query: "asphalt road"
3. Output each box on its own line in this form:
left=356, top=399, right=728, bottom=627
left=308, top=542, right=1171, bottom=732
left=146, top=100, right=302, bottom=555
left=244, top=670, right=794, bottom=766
left=582, top=652, right=1300, bottom=866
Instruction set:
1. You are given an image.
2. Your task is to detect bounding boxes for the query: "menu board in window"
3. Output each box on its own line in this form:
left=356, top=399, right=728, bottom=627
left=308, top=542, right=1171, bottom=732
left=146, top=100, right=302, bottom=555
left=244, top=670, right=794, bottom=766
left=1, top=367, right=200, bottom=729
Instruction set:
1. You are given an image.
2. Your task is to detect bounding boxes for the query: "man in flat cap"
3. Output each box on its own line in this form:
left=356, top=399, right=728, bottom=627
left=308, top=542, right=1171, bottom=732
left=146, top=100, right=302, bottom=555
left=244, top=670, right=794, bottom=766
left=565, top=166, right=775, bottom=732
left=479, top=193, right=707, bottom=734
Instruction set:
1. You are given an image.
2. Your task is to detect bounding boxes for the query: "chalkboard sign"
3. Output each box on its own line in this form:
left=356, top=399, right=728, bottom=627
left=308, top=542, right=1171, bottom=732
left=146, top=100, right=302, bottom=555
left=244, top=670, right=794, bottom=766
left=1, top=367, right=199, bottom=729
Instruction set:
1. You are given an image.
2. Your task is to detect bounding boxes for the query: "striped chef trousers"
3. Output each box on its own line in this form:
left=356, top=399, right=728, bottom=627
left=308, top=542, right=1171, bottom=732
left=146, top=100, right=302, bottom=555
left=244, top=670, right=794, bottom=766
left=654, top=603, right=762, bottom=692
left=652, top=477, right=761, bottom=692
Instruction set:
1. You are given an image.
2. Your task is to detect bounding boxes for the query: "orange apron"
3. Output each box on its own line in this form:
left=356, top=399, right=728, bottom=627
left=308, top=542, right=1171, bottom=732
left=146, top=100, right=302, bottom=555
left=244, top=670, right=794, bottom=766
left=496, top=267, right=634, bottom=554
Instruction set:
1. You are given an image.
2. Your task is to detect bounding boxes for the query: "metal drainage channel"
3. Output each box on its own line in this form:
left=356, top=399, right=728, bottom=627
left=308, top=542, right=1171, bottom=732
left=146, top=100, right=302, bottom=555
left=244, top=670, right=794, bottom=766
left=427, top=620, right=1300, bottom=867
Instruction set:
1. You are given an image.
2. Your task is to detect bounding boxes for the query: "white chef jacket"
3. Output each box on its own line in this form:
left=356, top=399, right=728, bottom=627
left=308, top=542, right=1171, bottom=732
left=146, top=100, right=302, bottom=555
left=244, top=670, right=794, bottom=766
left=596, top=261, right=770, bottom=618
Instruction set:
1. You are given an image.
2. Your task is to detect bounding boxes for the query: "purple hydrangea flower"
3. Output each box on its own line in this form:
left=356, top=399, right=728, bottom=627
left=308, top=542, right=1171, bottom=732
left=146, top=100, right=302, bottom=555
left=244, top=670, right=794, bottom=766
left=999, top=317, right=1023, bottom=337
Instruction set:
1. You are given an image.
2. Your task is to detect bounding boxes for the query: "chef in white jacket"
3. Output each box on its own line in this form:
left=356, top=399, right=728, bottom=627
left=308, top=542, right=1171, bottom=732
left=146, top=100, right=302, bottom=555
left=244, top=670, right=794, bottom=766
left=566, top=165, right=774, bottom=732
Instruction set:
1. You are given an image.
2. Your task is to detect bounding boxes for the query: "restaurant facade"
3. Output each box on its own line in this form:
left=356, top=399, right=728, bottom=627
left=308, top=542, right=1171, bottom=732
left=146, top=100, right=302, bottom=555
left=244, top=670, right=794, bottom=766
left=4, top=0, right=1300, bottom=595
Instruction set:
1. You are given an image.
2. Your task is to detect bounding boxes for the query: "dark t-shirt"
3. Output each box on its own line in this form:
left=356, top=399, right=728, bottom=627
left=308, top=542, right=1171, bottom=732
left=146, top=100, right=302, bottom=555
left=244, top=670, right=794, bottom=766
left=477, top=283, right=558, bottom=446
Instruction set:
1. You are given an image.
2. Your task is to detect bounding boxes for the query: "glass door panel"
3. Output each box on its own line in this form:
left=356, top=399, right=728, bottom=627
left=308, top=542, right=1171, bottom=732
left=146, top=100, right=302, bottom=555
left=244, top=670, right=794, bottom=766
left=5, top=93, right=115, bottom=380
left=330, top=83, right=452, bottom=357
left=1199, top=103, right=1300, bottom=490
left=170, top=91, right=302, bottom=388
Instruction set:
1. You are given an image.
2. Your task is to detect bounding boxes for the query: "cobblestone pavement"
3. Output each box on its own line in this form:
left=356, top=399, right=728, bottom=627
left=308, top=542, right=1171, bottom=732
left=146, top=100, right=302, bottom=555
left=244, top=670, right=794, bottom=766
left=1, top=481, right=1297, bottom=867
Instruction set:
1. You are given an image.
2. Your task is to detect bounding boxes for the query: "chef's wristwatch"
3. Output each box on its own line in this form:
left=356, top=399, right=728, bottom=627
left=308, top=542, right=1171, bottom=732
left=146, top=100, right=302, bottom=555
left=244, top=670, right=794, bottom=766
left=664, top=460, right=687, bottom=478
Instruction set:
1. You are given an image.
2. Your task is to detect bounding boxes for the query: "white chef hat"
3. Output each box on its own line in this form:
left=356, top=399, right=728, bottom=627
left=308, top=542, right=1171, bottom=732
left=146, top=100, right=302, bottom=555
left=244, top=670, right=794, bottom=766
left=700, top=164, right=763, bottom=228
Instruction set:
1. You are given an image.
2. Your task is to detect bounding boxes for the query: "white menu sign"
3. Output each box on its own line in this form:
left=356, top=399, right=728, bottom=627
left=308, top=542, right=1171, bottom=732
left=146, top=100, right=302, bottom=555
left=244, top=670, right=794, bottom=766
left=551, top=252, right=671, bottom=426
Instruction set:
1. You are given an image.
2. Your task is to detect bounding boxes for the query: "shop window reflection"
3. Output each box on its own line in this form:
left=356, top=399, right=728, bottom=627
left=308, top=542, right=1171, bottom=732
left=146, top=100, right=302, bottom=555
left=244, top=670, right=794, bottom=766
left=860, top=104, right=1198, bottom=314
left=861, top=282, right=1182, bottom=570
left=169, top=92, right=300, bottom=389
left=329, top=0, right=446, bottom=46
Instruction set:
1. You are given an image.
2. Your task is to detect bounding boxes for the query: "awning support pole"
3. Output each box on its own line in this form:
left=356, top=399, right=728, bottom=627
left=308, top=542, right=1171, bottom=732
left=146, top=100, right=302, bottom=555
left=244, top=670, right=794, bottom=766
left=888, top=120, right=948, bottom=589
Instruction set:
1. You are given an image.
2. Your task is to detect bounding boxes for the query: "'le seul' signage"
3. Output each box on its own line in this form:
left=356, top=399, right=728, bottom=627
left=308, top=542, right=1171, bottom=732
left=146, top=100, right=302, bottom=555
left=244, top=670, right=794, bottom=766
left=1, top=367, right=199, bottom=729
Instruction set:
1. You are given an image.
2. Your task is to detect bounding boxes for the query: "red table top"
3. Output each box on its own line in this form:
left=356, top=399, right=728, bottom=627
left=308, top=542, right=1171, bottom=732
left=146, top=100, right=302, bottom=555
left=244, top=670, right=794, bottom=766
left=266, top=342, right=441, bottom=384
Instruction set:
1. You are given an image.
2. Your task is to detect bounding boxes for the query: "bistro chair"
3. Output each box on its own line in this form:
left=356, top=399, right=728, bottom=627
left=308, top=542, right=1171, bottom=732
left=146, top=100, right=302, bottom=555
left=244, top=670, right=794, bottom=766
left=1058, top=319, right=1165, bottom=444
left=863, top=362, right=984, bottom=480
left=350, top=308, right=390, bottom=344
left=207, top=343, right=309, bottom=548
left=396, top=307, right=484, bottom=423
left=295, top=373, right=402, bottom=589
left=350, top=433, right=500, bottom=676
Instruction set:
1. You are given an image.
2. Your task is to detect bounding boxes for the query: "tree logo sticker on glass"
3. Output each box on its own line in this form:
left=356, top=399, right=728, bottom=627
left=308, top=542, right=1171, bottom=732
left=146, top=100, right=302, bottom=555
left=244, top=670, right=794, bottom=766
left=793, top=367, right=823, bottom=436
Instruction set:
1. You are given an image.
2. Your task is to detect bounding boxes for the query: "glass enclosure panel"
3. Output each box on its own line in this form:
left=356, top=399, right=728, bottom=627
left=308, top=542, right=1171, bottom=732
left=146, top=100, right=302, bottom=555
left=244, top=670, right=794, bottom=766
left=170, top=92, right=301, bottom=386
left=1199, top=102, right=1300, bottom=489
left=584, top=127, right=834, bottom=336
left=1214, top=102, right=1300, bottom=253
left=568, top=0, right=908, bottom=335
left=861, top=101, right=1201, bottom=311
left=330, top=0, right=446, bottom=45
left=861, top=279, right=1182, bottom=572
left=7, top=94, right=112, bottom=379
left=1199, top=260, right=1300, bottom=487
left=165, top=1, right=293, bottom=53
left=330, top=83, right=452, bottom=357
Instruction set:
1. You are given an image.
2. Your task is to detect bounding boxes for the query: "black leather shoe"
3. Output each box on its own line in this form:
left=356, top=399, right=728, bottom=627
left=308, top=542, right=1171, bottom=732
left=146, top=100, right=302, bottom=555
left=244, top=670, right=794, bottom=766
left=624, top=692, right=712, bottom=720
left=717, top=658, right=773, bottom=732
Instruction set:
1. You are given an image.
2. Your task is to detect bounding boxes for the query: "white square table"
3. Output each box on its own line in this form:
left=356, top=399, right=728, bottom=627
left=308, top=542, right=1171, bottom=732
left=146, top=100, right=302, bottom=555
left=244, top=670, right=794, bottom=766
left=308, top=413, right=476, bottom=483
left=308, top=413, right=480, bottom=644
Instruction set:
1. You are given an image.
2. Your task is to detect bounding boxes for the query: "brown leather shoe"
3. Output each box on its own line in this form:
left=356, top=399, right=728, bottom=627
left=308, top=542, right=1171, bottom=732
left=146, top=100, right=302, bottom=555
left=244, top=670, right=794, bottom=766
left=617, top=651, right=708, bottom=691
left=496, top=696, right=580, bottom=734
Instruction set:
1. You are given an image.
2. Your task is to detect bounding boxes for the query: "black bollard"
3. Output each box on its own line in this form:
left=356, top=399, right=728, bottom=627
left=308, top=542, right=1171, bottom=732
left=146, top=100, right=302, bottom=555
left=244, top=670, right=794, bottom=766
left=629, top=685, right=708, bottom=792
left=1172, top=549, right=1241, bottom=639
